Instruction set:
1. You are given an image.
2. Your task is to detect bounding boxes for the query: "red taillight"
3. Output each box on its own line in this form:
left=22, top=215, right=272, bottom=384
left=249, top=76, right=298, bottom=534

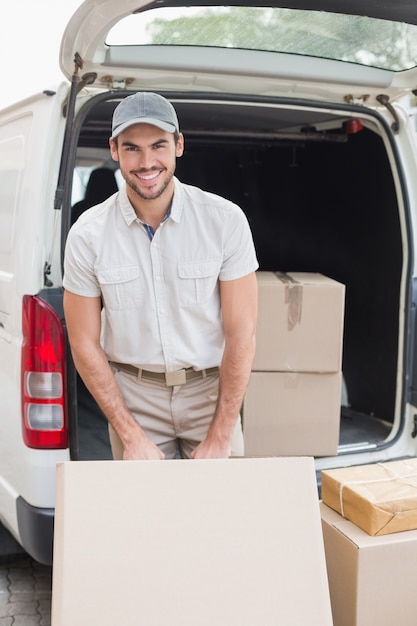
left=21, top=295, right=68, bottom=449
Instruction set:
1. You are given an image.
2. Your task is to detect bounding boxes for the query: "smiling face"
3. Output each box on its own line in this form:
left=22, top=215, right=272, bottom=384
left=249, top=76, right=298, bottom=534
left=109, top=123, right=184, bottom=209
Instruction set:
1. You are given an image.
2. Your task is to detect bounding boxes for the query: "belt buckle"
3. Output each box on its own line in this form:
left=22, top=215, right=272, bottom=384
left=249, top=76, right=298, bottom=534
left=165, top=369, right=187, bottom=386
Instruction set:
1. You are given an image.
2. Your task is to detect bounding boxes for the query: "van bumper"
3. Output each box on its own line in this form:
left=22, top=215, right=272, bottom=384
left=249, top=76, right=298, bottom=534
left=16, top=497, right=54, bottom=565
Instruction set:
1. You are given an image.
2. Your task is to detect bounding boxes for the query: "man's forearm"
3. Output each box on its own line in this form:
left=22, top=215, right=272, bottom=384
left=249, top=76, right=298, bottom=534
left=73, top=346, right=164, bottom=460
left=209, top=333, right=256, bottom=441
left=191, top=272, right=258, bottom=459
left=63, top=290, right=164, bottom=459
left=71, top=343, right=144, bottom=445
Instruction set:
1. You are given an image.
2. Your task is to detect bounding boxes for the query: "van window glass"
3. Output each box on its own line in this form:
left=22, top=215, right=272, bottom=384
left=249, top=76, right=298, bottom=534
left=71, top=166, right=121, bottom=205
left=106, top=6, right=417, bottom=72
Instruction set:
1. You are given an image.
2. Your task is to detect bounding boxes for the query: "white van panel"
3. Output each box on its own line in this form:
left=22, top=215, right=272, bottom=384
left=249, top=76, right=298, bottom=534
left=0, top=86, right=67, bottom=317
left=0, top=120, right=28, bottom=317
left=0, top=87, right=69, bottom=530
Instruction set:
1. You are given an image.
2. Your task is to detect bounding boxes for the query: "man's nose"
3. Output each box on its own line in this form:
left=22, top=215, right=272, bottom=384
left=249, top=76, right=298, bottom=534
left=139, top=149, right=155, bottom=169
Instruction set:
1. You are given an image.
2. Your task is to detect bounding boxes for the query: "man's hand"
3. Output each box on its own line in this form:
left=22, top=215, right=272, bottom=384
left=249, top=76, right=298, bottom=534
left=190, top=436, right=231, bottom=459
left=123, top=435, right=166, bottom=461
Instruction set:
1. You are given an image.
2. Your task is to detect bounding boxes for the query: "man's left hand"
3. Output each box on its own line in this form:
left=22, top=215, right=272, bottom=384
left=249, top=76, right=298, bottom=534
left=190, top=437, right=231, bottom=459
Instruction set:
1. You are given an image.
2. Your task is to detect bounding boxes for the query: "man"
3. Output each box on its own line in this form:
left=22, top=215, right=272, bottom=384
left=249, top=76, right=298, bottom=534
left=63, top=92, right=258, bottom=460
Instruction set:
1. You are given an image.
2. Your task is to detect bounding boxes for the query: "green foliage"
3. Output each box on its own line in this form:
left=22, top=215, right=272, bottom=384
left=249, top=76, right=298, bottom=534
left=145, top=6, right=417, bottom=71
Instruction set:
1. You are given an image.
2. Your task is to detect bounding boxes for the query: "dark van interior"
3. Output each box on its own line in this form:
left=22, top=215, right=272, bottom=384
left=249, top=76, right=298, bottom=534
left=68, top=92, right=402, bottom=460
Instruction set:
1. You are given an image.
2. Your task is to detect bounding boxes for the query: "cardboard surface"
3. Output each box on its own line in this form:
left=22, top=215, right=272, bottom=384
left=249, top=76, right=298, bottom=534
left=52, top=458, right=333, bottom=626
left=321, top=458, right=417, bottom=535
left=253, top=272, right=345, bottom=372
left=320, top=502, right=417, bottom=626
left=243, top=371, right=341, bottom=456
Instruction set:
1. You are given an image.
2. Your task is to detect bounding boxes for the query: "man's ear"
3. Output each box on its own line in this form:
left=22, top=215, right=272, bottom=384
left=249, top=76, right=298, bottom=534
left=109, top=137, right=119, bottom=162
left=176, top=133, right=185, bottom=158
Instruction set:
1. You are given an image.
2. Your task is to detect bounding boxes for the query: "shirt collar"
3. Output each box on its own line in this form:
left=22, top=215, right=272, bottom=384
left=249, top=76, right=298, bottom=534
left=170, top=177, right=184, bottom=223
left=119, top=185, right=138, bottom=226
left=118, top=177, right=184, bottom=227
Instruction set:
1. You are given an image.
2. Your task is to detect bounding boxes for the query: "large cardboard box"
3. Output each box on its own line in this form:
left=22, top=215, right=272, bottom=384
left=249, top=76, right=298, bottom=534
left=52, top=458, right=333, bottom=626
left=253, top=272, right=345, bottom=372
left=321, top=458, right=417, bottom=535
left=243, top=371, right=341, bottom=456
left=321, top=502, right=417, bottom=626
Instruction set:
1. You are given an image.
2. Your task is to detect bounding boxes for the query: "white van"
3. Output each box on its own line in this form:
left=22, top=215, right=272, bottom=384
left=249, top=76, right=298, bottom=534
left=2, top=0, right=417, bottom=564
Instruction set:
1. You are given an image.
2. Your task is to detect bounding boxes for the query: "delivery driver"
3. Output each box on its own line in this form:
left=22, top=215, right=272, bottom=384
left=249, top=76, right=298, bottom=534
left=63, top=92, right=258, bottom=460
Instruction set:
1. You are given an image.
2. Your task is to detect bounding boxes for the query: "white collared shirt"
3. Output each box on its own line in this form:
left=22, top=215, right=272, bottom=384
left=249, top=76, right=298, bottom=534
left=63, top=177, right=258, bottom=370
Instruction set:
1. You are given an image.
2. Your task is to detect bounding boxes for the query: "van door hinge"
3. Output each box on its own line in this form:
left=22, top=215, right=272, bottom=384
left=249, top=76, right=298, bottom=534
left=412, top=414, right=417, bottom=438
left=101, top=75, right=135, bottom=90
left=376, top=94, right=400, bottom=133
left=344, top=94, right=370, bottom=106
left=43, top=262, right=53, bottom=288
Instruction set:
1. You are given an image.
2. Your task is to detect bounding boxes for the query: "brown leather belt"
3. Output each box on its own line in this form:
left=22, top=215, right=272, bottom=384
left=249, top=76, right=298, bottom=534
left=109, top=361, right=219, bottom=386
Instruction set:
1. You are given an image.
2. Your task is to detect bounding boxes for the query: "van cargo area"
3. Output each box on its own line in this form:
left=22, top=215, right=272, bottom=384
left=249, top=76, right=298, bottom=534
left=70, top=92, right=402, bottom=462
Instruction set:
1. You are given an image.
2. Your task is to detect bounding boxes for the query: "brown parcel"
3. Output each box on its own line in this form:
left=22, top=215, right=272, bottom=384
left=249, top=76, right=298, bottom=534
left=243, top=371, right=342, bottom=456
left=321, top=458, right=417, bottom=535
left=253, top=271, right=345, bottom=372
left=52, top=458, right=333, bottom=626
left=321, top=502, right=417, bottom=626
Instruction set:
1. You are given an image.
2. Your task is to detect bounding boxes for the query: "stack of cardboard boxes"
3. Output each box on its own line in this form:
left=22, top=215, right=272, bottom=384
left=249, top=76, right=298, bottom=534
left=243, top=271, right=346, bottom=456
left=320, top=458, right=417, bottom=626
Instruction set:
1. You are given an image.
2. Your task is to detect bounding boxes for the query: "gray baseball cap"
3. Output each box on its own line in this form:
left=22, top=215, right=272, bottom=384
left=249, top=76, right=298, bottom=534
left=111, top=92, right=179, bottom=138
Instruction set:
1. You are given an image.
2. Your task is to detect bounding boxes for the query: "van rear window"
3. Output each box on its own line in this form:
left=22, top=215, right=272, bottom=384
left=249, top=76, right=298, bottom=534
left=106, top=6, right=417, bottom=72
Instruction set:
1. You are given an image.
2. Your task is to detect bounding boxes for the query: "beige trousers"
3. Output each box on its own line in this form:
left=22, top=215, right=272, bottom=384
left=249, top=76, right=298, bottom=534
left=108, top=368, right=244, bottom=460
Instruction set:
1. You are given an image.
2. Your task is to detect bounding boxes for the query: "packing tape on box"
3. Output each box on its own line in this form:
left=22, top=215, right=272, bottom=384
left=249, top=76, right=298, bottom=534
left=275, top=272, right=303, bottom=331
left=338, top=461, right=417, bottom=517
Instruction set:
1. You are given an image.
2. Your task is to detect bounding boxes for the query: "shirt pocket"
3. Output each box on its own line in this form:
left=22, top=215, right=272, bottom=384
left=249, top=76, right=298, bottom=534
left=96, top=265, right=144, bottom=310
left=178, top=259, right=221, bottom=306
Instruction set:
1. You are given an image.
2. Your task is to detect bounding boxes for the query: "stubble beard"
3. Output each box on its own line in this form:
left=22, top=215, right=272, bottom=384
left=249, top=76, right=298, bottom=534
left=124, top=166, right=175, bottom=201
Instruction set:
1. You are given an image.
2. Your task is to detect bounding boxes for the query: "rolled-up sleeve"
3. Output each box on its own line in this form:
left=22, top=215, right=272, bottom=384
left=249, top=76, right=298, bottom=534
left=63, top=222, right=101, bottom=297
left=219, top=204, right=258, bottom=281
